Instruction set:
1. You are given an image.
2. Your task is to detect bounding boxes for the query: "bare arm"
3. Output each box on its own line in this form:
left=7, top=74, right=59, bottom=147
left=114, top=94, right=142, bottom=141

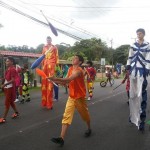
left=48, top=69, right=82, bottom=85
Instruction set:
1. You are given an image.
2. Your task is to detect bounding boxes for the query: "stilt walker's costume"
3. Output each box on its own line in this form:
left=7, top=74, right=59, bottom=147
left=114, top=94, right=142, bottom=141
left=127, top=40, right=150, bottom=130
left=41, top=44, right=59, bottom=109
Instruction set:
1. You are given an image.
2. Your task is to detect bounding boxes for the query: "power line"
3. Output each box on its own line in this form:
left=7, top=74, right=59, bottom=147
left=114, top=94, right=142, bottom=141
left=0, top=1, right=83, bottom=41
left=15, top=2, right=150, bottom=9
left=4, top=0, right=100, bottom=38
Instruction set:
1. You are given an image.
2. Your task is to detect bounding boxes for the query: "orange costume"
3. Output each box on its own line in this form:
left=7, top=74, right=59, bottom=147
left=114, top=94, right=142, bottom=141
left=41, top=44, right=59, bottom=109
left=62, top=66, right=90, bottom=125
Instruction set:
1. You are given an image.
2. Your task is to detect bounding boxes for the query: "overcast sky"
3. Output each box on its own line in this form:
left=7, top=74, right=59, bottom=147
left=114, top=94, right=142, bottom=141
left=1, top=0, right=150, bottom=48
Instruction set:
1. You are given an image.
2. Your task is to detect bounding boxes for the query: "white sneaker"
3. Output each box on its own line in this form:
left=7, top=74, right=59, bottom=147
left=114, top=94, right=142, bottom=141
left=53, top=99, right=58, bottom=101
left=14, top=99, right=19, bottom=102
left=87, top=97, right=91, bottom=101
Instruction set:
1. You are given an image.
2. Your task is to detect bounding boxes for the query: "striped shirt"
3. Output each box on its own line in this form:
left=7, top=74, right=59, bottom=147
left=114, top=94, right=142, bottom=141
left=127, top=40, right=150, bottom=76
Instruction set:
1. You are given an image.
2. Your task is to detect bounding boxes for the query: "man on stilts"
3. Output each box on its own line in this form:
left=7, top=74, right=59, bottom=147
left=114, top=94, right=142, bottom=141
left=127, top=28, right=150, bottom=131
left=41, top=36, right=59, bottom=109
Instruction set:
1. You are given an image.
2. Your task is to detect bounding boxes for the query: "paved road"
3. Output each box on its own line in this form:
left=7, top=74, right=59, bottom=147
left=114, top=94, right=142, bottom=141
left=0, top=79, right=150, bottom=150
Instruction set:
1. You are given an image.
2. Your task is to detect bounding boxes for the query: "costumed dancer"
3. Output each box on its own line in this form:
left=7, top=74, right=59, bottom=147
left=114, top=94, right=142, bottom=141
left=20, top=64, right=30, bottom=103
left=127, top=28, right=150, bottom=131
left=85, top=61, right=96, bottom=100
left=41, top=36, right=59, bottom=109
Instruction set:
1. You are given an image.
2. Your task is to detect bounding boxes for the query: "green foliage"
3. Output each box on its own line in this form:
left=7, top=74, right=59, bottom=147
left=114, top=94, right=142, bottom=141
left=61, top=38, right=107, bottom=61
left=113, top=45, right=130, bottom=65
left=0, top=38, right=130, bottom=66
left=0, top=45, right=6, bottom=50
left=36, top=44, right=44, bottom=53
left=56, top=44, right=69, bottom=59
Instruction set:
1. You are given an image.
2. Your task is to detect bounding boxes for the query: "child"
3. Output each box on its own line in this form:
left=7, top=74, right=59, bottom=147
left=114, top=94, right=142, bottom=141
left=49, top=55, right=91, bottom=146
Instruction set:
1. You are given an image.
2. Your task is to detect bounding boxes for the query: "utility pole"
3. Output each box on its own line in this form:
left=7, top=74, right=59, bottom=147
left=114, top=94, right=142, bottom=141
left=110, top=39, right=113, bottom=69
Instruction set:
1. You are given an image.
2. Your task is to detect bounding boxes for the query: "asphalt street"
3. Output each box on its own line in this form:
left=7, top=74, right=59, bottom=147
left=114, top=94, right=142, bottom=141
left=0, top=79, right=150, bottom=150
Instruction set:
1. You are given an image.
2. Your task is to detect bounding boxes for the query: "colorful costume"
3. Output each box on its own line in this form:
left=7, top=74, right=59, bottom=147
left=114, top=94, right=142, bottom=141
left=41, top=44, right=59, bottom=109
left=21, top=69, right=30, bottom=103
left=86, top=67, right=96, bottom=99
left=127, top=40, right=150, bottom=130
left=62, top=66, right=90, bottom=125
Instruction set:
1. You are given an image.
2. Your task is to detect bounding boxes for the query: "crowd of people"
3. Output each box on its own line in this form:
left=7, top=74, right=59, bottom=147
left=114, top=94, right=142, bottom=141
left=0, top=28, right=150, bottom=147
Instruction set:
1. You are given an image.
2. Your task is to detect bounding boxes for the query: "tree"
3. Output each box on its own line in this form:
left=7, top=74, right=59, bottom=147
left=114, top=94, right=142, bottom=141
left=113, top=45, right=130, bottom=65
left=0, top=45, right=6, bottom=50
left=71, top=38, right=108, bottom=61
left=36, top=44, right=44, bottom=53
left=56, top=44, right=70, bottom=59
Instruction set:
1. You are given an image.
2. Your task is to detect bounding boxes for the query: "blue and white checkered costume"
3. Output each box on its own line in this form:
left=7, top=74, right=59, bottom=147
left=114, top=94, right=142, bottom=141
left=127, top=40, right=150, bottom=130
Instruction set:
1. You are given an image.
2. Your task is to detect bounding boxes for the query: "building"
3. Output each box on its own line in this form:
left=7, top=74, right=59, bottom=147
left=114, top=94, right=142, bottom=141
left=0, top=50, right=73, bottom=86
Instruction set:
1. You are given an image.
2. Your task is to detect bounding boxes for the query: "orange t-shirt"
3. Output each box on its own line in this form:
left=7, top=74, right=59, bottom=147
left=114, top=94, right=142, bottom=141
left=68, top=66, right=86, bottom=99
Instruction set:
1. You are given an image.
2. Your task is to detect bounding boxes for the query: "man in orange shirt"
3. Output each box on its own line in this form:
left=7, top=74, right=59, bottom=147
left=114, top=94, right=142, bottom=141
left=49, top=55, right=91, bottom=146
left=41, top=36, right=59, bottom=109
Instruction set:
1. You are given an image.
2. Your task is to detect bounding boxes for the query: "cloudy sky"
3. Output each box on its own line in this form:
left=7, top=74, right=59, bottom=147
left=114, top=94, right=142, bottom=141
left=1, top=0, right=150, bottom=48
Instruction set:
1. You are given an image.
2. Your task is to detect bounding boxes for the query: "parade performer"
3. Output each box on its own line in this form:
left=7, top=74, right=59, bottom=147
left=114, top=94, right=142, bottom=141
left=14, top=64, right=22, bottom=102
left=127, top=28, right=150, bottom=131
left=53, top=64, right=62, bottom=101
left=49, top=55, right=91, bottom=146
left=0, top=57, right=19, bottom=124
left=20, top=64, right=31, bottom=103
left=105, top=67, right=113, bottom=86
left=85, top=61, right=96, bottom=100
left=41, top=36, right=59, bottom=109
